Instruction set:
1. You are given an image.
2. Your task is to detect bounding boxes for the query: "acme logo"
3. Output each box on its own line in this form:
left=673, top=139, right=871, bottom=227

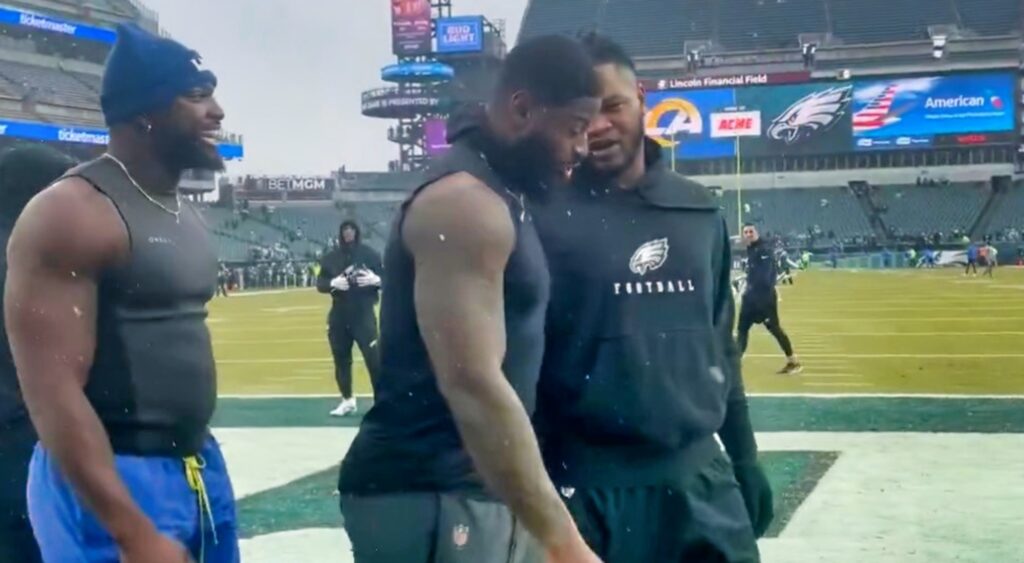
left=718, top=117, right=754, bottom=130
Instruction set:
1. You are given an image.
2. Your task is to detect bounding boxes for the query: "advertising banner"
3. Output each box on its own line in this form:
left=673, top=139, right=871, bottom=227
left=642, top=71, right=811, bottom=92
left=391, top=0, right=432, bottom=56
left=424, top=118, right=450, bottom=156
left=0, top=6, right=116, bottom=43
left=236, top=176, right=336, bottom=201
left=0, top=118, right=243, bottom=160
left=436, top=16, right=484, bottom=54
left=736, top=83, right=853, bottom=157
left=644, top=88, right=737, bottom=160
left=851, top=73, right=1015, bottom=150
left=643, top=72, right=1015, bottom=160
left=709, top=110, right=762, bottom=138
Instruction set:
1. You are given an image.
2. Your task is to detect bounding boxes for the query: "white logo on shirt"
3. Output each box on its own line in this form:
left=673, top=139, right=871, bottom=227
left=629, top=238, right=669, bottom=276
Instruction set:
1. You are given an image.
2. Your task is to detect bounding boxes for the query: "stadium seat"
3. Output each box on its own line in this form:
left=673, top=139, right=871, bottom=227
left=956, top=0, right=1022, bottom=35
left=720, top=187, right=873, bottom=246
left=875, top=183, right=986, bottom=237
left=830, top=0, right=956, bottom=44
left=718, top=0, right=827, bottom=51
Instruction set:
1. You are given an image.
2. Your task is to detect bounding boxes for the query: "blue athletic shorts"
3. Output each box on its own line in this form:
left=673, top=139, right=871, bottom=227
left=27, top=436, right=239, bottom=563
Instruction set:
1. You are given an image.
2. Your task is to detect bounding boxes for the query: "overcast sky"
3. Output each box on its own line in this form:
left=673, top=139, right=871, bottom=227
left=141, top=0, right=529, bottom=176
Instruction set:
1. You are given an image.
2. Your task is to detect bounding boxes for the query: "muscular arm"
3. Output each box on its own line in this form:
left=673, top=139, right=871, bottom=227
left=4, top=180, right=156, bottom=547
left=405, top=174, right=578, bottom=552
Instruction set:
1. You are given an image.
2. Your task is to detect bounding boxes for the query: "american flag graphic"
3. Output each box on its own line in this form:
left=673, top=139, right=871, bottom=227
left=852, top=84, right=899, bottom=133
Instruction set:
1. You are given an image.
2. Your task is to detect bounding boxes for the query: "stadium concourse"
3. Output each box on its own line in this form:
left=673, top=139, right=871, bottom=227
left=214, top=268, right=1024, bottom=562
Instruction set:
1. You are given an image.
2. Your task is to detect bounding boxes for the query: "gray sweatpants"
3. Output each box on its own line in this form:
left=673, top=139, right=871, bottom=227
left=340, top=492, right=543, bottom=563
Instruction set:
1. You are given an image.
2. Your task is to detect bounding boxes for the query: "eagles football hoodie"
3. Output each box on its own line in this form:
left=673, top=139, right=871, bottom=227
left=531, top=140, right=755, bottom=487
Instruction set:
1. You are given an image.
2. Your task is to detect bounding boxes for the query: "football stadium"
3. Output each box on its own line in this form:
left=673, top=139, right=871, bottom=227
left=0, top=0, right=1023, bottom=561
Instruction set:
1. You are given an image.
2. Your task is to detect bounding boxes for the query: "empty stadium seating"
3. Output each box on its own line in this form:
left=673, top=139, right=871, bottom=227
left=955, top=0, right=1022, bottom=36
left=829, top=0, right=957, bottom=44
left=985, top=187, right=1024, bottom=237
left=0, top=60, right=99, bottom=107
left=596, top=0, right=715, bottom=57
left=518, top=0, right=603, bottom=41
left=269, top=205, right=348, bottom=244
left=718, top=0, right=827, bottom=51
left=519, top=0, right=1020, bottom=56
left=720, top=187, right=873, bottom=242
left=874, top=184, right=986, bottom=236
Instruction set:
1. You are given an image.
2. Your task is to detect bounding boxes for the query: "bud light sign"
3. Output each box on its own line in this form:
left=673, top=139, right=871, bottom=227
left=436, top=16, right=484, bottom=54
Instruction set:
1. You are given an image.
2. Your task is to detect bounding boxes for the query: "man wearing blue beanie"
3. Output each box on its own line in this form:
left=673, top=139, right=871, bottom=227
left=4, top=23, right=237, bottom=563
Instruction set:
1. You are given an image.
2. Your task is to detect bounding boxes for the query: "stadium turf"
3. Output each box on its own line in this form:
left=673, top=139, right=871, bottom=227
left=213, top=267, right=1024, bottom=562
left=210, top=267, right=1024, bottom=397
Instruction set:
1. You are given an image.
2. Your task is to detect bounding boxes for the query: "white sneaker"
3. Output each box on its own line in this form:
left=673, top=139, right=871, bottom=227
left=329, top=398, right=357, bottom=417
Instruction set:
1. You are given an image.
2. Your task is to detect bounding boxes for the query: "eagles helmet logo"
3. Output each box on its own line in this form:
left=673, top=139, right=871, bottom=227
left=629, top=238, right=669, bottom=276
left=767, top=85, right=852, bottom=145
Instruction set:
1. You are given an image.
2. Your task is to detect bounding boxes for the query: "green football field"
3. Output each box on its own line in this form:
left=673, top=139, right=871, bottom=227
left=208, top=268, right=1024, bottom=562
left=210, top=267, right=1024, bottom=397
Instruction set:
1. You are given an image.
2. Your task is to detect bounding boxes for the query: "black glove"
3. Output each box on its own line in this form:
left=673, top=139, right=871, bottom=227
left=733, top=462, right=774, bottom=538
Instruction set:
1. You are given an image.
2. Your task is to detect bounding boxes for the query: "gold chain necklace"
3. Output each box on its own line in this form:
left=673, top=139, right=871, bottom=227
left=102, top=153, right=182, bottom=223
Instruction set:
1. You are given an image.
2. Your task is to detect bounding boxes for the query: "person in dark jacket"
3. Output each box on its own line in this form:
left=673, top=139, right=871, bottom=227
left=531, top=34, right=771, bottom=562
left=317, top=220, right=382, bottom=417
left=0, top=144, right=76, bottom=563
left=737, top=223, right=802, bottom=375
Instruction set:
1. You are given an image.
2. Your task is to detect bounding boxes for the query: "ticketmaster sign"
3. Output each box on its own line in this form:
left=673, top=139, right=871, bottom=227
left=0, top=7, right=116, bottom=43
left=0, top=118, right=244, bottom=160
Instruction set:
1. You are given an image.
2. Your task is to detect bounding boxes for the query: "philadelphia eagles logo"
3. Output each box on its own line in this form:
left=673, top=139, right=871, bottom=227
left=767, top=85, right=852, bottom=145
left=629, top=238, right=669, bottom=276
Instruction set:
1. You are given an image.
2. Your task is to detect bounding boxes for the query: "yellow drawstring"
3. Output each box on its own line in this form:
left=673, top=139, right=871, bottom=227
left=184, top=455, right=218, bottom=563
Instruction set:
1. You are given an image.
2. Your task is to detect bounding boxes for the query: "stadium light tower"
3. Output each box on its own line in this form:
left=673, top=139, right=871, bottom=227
left=362, top=0, right=504, bottom=172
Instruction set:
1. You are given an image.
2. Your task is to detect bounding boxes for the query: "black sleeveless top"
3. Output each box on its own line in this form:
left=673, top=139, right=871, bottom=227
left=338, top=117, right=550, bottom=495
left=70, top=157, right=218, bottom=457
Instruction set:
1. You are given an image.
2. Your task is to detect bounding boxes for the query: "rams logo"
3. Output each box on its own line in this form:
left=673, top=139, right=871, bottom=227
left=645, top=98, right=703, bottom=148
left=629, top=238, right=669, bottom=276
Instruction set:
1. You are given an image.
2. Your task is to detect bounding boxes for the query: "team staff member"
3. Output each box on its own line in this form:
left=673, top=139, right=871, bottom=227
left=317, top=220, right=382, bottom=417
left=531, top=34, right=771, bottom=562
left=5, top=24, right=238, bottom=562
left=338, top=35, right=602, bottom=562
left=737, top=224, right=802, bottom=375
left=0, top=145, right=77, bottom=563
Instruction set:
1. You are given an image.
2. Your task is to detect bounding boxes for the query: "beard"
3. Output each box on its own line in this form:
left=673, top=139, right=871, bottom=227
left=154, top=128, right=225, bottom=173
left=484, top=129, right=567, bottom=191
left=578, top=119, right=645, bottom=184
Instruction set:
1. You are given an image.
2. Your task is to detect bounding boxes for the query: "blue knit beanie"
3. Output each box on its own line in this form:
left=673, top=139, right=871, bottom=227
left=101, top=23, right=218, bottom=126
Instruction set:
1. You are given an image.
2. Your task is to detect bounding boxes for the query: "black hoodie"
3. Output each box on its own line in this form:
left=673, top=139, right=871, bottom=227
left=531, top=139, right=754, bottom=487
left=316, top=221, right=382, bottom=316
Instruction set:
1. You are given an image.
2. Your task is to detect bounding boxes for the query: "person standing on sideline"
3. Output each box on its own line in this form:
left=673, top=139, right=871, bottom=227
left=5, top=24, right=239, bottom=562
left=0, top=145, right=77, bottom=563
left=337, top=35, right=603, bottom=563
left=737, top=223, right=802, bottom=375
left=965, top=241, right=979, bottom=276
left=317, top=220, right=382, bottom=417
left=532, top=34, right=770, bottom=562
left=983, top=243, right=998, bottom=277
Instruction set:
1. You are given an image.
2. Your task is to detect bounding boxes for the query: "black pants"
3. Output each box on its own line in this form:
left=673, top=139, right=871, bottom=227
left=965, top=261, right=977, bottom=274
left=737, top=291, right=794, bottom=357
left=564, top=454, right=759, bottom=563
left=0, top=420, right=42, bottom=563
left=340, top=492, right=542, bottom=563
left=329, top=310, right=380, bottom=398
